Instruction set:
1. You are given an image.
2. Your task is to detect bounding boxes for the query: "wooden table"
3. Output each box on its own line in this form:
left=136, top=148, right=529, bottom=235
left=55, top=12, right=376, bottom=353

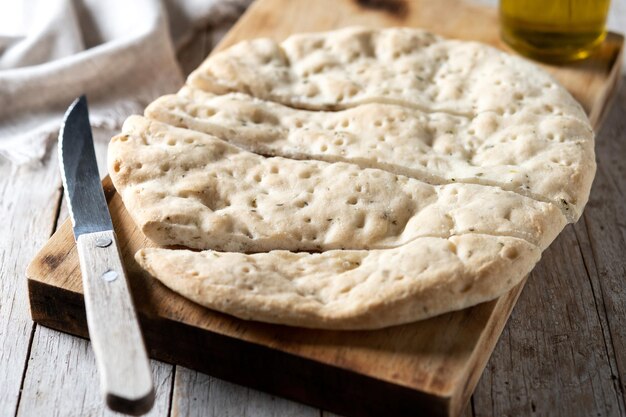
left=2, top=3, right=626, bottom=417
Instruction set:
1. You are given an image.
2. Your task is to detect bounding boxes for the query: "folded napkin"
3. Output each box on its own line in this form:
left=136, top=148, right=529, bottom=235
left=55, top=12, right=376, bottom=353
left=0, top=0, right=250, bottom=164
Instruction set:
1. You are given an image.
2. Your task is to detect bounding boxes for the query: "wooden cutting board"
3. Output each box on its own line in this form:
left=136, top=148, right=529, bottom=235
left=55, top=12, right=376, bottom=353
left=26, top=1, right=624, bottom=416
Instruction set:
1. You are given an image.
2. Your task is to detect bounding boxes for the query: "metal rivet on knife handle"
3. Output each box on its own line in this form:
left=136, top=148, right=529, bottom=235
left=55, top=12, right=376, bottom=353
left=95, top=237, right=112, bottom=248
left=101, top=270, right=119, bottom=282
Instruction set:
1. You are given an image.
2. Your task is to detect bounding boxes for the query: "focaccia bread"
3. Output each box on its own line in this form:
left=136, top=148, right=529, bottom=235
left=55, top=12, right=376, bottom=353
left=147, top=87, right=594, bottom=221
left=188, top=27, right=586, bottom=118
left=136, top=234, right=540, bottom=330
left=108, top=27, right=596, bottom=329
left=113, top=116, right=565, bottom=252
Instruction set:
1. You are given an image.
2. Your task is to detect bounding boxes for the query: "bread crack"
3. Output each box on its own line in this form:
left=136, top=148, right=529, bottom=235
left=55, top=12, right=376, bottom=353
left=108, top=27, right=596, bottom=329
left=134, top=232, right=541, bottom=329
left=180, top=26, right=594, bottom=224
left=110, top=117, right=566, bottom=254
left=145, top=89, right=592, bottom=222
left=216, top=94, right=478, bottom=119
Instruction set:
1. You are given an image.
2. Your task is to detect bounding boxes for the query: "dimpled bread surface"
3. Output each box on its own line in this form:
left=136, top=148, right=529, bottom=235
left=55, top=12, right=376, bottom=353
left=108, top=27, right=595, bottom=329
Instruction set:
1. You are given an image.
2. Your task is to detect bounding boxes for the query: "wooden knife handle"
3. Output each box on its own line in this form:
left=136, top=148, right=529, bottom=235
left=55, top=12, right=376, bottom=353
left=76, top=230, right=154, bottom=415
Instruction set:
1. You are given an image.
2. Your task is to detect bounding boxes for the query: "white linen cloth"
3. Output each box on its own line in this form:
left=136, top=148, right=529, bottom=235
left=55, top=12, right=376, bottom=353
left=0, top=0, right=250, bottom=164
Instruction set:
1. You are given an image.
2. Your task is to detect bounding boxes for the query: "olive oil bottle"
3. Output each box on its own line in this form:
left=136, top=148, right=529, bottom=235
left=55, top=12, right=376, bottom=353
left=500, top=0, right=611, bottom=62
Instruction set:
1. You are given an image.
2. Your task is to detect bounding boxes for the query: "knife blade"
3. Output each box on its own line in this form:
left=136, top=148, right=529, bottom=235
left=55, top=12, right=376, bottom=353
left=59, top=96, right=154, bottom=416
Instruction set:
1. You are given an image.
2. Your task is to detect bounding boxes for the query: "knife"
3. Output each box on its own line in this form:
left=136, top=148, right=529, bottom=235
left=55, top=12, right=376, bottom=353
left=58, top=96, right=154, bottom=415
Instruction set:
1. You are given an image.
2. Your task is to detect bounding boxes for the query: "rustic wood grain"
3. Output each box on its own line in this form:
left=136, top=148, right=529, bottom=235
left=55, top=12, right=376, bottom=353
left=172, top=367, right=320, bottom=417
left=324, top=403, right=472, bottom=417
left=11, top=1, right=626, bottom=417
left=577, top=76, right=626, bottom=408
left=27, top=183, right=525, bottom=416
left=25, top=1, right=624, bottom=416
left=16, top=128, right=176, bottom=417
left=0, top=151, right=62, bottom=417
left=468, top=7, right=626, bottom=416
left=16, top=326, right=173, bottom=417
left=472, top=225, right=625, bottom=416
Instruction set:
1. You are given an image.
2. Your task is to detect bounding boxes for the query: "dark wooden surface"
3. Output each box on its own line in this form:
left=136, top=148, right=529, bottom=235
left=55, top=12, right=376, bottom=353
left=2, top=1, right=626, bottom=416
left=473, top=79, right=626, bottom=417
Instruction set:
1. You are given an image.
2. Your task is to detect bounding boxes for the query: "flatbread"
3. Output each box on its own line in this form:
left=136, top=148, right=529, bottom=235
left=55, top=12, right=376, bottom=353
left=108, top=27, right=596, bottom=329
left=136, top=234, right=540, bottom=329
left=147, top=87, right=594, bottom=220
left=189, top=27, right=587, bottom=117
left=111, top=116, right=565, bottom=252
left=186, top=27, right=594, bottom=219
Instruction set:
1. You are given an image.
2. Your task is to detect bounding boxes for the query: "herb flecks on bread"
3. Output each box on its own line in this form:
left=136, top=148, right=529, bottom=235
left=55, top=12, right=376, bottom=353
left=108, top=27, right=595, bottom=329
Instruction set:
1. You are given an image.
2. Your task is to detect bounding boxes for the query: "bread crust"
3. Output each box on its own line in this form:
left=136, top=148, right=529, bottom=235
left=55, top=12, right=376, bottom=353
left=108, top=27, right=596, bottom=329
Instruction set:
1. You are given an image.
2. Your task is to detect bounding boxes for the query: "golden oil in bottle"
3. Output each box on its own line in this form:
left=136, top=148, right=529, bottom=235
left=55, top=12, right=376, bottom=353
left=500, top=0, right=611, bottom=62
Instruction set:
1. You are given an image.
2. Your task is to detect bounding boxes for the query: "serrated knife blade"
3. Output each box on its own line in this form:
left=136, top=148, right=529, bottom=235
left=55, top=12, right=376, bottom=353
left=58, top=95, right=154, bottom=416
left=59, top=95, right=113, bottom=237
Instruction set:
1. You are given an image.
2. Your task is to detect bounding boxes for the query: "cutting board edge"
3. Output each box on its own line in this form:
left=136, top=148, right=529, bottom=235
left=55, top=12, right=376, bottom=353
left=590, top=33, right=624, bottom=129
left=448, top=276, right=527, bottom=416
left=26, top=228, right=528, bottom=417
left=27, top=275, right=457, bottom=417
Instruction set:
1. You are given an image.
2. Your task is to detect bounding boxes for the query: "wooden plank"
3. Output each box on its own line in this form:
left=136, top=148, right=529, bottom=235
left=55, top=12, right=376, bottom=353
left=468, top=6, right=626, bottom=416
left=16, top=326, right=173, bottom=417
left=576, top=77, right=626, bottom=409
left=469, top=9, right=626, bottom=414
left=24, top=1, right=625, bottom=416
left=472, top=225, right=625, bottom=416
left=324, top=403, right=473, bottom=417
left=0, top=151, right=62, bottom=417
left=18, top=128, right=176, bottom=417
left=27, top=202, right=524, bottom=416
left=322, top=404, right=475, bottom=417
left=171, top=367, right=320, bottom=417
left=573, top=216, right=625, bottom=410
